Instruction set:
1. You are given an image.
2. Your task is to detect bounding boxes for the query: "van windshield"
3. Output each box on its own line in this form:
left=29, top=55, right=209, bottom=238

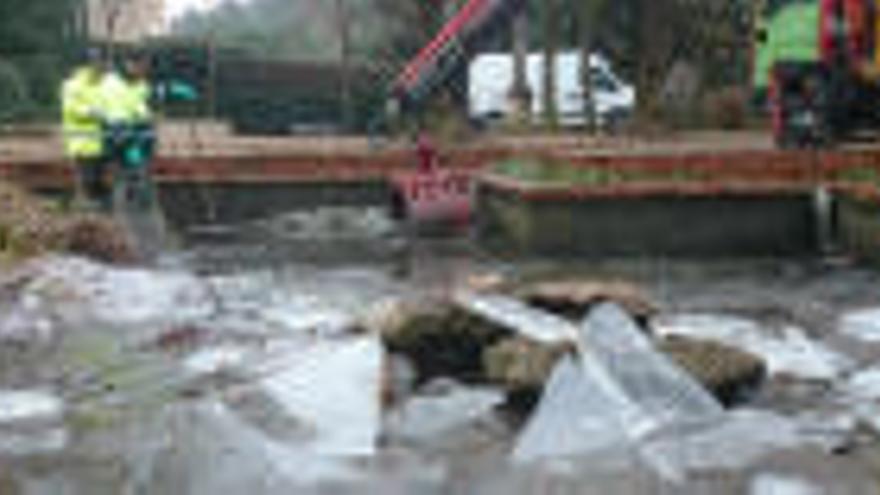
left=591, top=67, right=619, bottom=93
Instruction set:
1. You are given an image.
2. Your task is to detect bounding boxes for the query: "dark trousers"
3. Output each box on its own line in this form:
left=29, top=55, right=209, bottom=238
left=105, top=122, right=157, bottom=210
left=75, top=156, right=112, bottom=211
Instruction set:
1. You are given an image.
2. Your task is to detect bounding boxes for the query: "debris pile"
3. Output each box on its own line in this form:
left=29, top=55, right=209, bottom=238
left=377, top=279, right=769, bottom=411
left=0, top=181, right=136, bottom=264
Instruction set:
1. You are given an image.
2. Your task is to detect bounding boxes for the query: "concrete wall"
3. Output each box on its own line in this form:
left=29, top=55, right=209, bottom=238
left=476, top=182, right=818, bottom=258
left=157, top=180, right=391, bottom=229
left=837, top=195, right=880, bottom=265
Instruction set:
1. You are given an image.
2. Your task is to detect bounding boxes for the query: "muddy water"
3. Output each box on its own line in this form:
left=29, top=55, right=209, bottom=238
left=3, top=208, right=880, bottom=493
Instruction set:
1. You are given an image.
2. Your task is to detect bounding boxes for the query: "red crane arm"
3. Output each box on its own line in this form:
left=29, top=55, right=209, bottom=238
left=393, top=0, right=498, bottom=95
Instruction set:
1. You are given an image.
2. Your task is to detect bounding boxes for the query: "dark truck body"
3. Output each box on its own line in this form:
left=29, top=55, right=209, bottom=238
left=146, top=42, right=384, bottom=135
left=754, top=0, right=880, bottom=146
left=214, top=59, right=383, bottom=135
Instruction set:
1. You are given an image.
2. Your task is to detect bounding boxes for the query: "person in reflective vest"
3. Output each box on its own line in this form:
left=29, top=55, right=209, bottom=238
left=61, top=48, right=110, bottom=210
left=100, top=52, right=156, bottom=209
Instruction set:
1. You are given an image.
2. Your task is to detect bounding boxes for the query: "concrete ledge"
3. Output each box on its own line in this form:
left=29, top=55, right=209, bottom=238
left=476, top=173, right=818, bottom=258
left=836, top=185, right=880, bottom=265
left=158, top=180, right=391, bottom=228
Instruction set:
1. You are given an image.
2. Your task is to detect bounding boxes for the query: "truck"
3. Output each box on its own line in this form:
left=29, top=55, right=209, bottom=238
left=467, top=51, right=636, bottom=128
left=754, top=0, right=880, bottom=147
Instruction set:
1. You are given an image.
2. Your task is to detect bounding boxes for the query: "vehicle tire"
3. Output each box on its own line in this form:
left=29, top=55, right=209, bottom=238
left=603, top=108, right=632, bottom=134
left=390, top=188, right=408, bottom=222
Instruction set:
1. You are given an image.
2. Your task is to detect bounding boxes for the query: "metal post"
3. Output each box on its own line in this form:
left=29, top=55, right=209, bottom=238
left=542, top=0, right=559, bottom=129
left=510, top=3, right=531, bottom=127
left=335, top=0, right=353, bottom=132
left=580, top=0, right=604, bottom=134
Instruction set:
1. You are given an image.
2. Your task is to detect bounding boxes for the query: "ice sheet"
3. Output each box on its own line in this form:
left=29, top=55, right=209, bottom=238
left=455, top=293, right=578, bottom=344
left=387, top=383, right=504, bottom=443
left=259, top=335, right=384, bottom=457
left=514, top=303, right=723, bottom=477
left=750, top=473, right=824, bottom=495
left=840, top=308, right=880, bottom=343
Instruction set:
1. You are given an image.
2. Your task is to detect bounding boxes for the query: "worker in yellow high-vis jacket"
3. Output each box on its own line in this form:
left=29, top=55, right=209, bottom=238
left=61, top=49, right=110, bottom=210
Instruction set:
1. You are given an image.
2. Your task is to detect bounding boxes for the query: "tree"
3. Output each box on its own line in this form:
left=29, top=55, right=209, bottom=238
left=577, top=0, right=607, bottom=133
left=0, top=0, right=85, bottom=122
left=0, top=60, right=31, bottom=123
left=510, top=5, right=531, bottom=127
left=0, top=0, right=83, bottom=55
left=335, top=0, right=353, bottom=130
left=541, top=0, right=560, bottom=129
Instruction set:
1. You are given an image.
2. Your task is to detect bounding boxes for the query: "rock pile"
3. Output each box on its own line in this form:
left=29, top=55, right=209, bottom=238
left=377, top=278, right=768, bottom=413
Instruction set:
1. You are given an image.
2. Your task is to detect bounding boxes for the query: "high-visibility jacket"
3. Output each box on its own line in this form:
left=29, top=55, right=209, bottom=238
left=100, top=72, right=151, bottom=124
left=61, top=67, right=105, bottom=159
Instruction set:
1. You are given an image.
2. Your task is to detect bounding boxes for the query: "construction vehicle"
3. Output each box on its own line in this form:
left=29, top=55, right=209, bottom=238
left=754, top=0, right=880, bottom=147
left=391, top=0, right=522, bottom=112
left=388, top=0, right=519, bottom=227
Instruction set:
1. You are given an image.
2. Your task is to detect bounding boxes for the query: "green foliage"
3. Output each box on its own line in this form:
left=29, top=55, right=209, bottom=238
left=493, top=159, right=619, bottom=185
left=836, top=167, right=880, bottom=186
left=0, top=60, right=31, bottom=122
left=0, top=0, right=84, bottom=124
left=0, top=0, right=82, bottom=53
left=492, top=158, right=705, bottom=185
left=172, top=0, right=375, bottom=61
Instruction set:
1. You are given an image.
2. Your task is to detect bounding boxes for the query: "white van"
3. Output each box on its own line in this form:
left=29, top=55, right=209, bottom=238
left=468, top=51, right=636, bottom=128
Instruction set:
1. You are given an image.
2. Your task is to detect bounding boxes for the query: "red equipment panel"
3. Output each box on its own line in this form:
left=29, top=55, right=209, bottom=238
left=392, top=168, right=473, bottom=226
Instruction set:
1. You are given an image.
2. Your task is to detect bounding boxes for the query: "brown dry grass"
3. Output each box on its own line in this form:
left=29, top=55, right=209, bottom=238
left=0, top=181, right=136, bottom=265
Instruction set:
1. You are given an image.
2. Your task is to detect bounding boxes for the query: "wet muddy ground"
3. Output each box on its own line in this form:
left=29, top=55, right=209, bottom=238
left=3, top=209, right=880, bottom=494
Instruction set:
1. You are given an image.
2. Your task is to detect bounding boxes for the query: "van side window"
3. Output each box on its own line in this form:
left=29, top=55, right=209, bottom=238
left=590, top=67, right=618, bottom=93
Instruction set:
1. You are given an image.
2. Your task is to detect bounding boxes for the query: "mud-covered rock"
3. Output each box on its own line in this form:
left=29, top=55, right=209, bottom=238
left=515, top=280, right=657, bottom=328
left=371, top=284, right=767, bottom=412
left=483, top=337, right=572, bottom=392
left=483, top=337, right=573, bottom=413
left=659, top=335, right=767, bottom=407
left=379, top=300, right=509, bottom=384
